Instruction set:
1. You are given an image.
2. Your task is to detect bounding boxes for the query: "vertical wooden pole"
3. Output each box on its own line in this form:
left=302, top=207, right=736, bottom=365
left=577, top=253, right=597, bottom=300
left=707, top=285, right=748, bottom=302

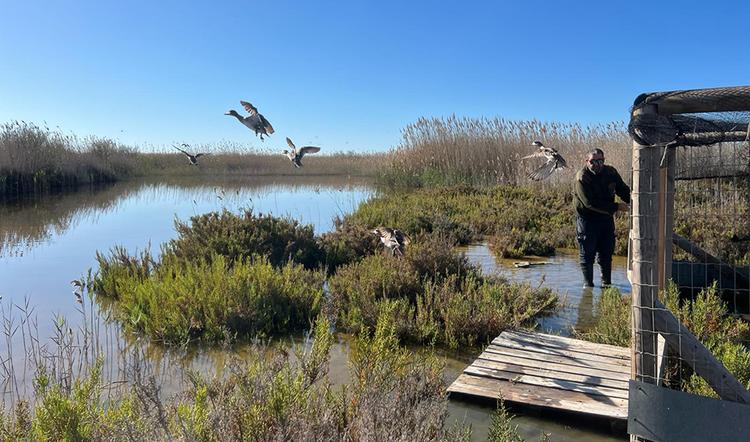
left=630, top=103, right=660, bottom=385
left=655, top=148, right=676, bottom=384
left=630, top=104, right=661, bottom=442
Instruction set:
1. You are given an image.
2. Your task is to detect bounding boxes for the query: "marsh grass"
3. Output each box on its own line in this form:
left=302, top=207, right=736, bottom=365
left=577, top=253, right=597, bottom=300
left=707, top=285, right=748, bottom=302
left=662, top=282, right=750, bottom=395
left=380, top=116, right=631, bottom=188
left=93, top=209, right=334, bottom=344
left=345, top=184, right=630, bottom=257
left=316, top=218, right=382, bottom=273
left=673, top=180, right=750, bottom=266
left=575, top=288, right=631, bottom=347
left=94, top=253, right=325, bottom=345
left=0, top=122, right=139, bottom=198
left=166, top=209, right=324, bottom=270
left=329, top=249, right=557, bottom=348
left=0, top=306, right=476, bottom=441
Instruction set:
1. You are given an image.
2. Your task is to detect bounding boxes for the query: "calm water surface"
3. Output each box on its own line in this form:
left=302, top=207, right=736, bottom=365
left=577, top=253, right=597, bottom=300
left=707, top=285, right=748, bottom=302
left=0, top=176, right=626, bottom=441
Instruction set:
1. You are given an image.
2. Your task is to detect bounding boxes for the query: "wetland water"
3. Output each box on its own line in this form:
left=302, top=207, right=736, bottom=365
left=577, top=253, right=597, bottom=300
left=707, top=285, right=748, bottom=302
left=0, top=176, right=626, bottom=441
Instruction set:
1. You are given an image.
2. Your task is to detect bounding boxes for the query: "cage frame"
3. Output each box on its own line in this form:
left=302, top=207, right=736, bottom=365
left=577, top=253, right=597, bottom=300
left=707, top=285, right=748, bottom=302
left=628, top=86, right=750, bottom=440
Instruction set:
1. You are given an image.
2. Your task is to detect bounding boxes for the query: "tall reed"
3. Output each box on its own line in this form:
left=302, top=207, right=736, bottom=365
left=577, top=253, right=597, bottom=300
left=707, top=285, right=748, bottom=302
left=0, top=121, right=383, bottom=199
left=0, top=121, right=139, bottom=197
left=380, top=116, right=631, bottom=187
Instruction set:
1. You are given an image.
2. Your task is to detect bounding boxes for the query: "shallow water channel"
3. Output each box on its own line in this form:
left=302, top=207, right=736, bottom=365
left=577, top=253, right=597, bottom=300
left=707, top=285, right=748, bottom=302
left=0, top=176, right=627, bottom=441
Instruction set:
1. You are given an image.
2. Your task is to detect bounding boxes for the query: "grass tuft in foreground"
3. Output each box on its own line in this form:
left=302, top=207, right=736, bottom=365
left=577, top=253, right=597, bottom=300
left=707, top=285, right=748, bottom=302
left=0, top=312, right=481, bottom=441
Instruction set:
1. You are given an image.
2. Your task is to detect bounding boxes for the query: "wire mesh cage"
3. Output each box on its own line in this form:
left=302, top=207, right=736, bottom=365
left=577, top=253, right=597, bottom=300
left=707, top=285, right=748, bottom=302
left=628, top=86, right=750, bottom=404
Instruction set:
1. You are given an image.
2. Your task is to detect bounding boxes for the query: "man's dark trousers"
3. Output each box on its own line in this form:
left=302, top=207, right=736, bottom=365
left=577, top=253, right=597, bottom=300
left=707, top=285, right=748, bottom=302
left=576, top=215, right=615, bottom=287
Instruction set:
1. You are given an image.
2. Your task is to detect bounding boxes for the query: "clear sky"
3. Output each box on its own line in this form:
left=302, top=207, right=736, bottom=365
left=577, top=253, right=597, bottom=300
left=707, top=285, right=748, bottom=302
left=1, top=0, right=748, bottom=153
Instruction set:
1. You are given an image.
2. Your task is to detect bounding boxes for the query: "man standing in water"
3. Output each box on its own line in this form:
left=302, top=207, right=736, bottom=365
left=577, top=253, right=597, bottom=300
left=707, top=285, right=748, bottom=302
left=573, top=148, right=630, bottom=288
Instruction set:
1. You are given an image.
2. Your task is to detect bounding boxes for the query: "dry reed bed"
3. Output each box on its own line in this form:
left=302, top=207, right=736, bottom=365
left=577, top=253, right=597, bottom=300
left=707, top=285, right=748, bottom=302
left=380, top=116, right=631, bottom=187
left=0, top=122, right=382, bottom=198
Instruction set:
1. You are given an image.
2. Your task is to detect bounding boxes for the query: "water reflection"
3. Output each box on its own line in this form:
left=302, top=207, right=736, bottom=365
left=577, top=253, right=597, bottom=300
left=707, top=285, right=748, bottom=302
left=0, top=175, right=373, bottom=336
left=458, top=243, right=630, bottom=336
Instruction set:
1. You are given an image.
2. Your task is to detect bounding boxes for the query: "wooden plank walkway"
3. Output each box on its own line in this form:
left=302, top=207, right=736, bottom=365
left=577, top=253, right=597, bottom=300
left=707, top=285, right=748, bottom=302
left=447, top=329, right=630, bottom=420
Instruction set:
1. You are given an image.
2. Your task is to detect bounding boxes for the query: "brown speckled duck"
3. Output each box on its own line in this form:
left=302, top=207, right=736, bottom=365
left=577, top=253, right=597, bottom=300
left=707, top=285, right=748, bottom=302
left=225, top=101, right=275, bottom=141
left=283, top=137, right=321, bottom=168
left=372, top=227, right=410, bottom=257
left=522, top=140, right=567, bottom=181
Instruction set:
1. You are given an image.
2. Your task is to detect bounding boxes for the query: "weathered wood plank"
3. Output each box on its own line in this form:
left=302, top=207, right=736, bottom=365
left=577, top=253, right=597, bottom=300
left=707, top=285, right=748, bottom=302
left=476, top=352, right=630, bottom=382
left=464, top=365, right=630, bottom=400
left=471, top=358, right=630, bottom=390
left=449, top=330, right=631, bottom=421
left=448, top=374, right=628, bottom=420
left=503, top=330, right=630, bottom=359
left=482, top=346, right=630, bottom=375
left=490, top=337, right=630, bottom=367
left=672, top=233, right=750, bottom=284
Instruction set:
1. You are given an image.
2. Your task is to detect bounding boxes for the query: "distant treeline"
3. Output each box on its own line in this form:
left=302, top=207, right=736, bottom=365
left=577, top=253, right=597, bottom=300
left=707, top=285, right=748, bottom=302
left=0, top=121, right=383, bottom=198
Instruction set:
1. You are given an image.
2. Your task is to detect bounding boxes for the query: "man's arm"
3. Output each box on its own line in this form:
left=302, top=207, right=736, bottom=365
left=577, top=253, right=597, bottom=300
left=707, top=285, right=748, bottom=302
left=613, top=169, right=631, bottom=204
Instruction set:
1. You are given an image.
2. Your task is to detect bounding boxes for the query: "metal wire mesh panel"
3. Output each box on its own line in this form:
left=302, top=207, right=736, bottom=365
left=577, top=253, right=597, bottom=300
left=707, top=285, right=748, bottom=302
left=629, top=86, right=750, bottom=403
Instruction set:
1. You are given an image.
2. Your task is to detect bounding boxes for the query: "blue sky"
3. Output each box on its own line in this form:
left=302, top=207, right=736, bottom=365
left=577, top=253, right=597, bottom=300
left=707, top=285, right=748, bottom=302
left=0, top=0, right=747, bottom=152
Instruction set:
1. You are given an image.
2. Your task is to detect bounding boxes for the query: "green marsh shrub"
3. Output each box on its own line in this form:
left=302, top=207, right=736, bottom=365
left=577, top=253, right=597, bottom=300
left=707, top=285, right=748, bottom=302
left=166, top=209, right=324, bottom=270
left=316, top=218, right=381, bottom=272
left=403, top=234, right=477, bottom=283
left=328, top=254, right=421, bottom=333
left=96, top=254, right=324, bottom=344
left=329, top=251, right=557, bottom=348
left=576, top=287, right=631, bottom=347
left=579, top=283, right=750, bottom=397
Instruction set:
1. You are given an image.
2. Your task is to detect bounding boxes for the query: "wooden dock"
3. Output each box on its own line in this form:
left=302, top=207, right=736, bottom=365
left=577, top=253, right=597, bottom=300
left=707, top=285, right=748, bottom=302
left=448, top=329, right=630, bottom=420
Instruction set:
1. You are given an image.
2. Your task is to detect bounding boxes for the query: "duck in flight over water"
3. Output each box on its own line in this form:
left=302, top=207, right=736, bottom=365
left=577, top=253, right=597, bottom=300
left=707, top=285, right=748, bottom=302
left=283, top=137, right=321, bottom=168
left=225, top=101, right=275, bottom=141
left=173, top=144, right=208, bottom=166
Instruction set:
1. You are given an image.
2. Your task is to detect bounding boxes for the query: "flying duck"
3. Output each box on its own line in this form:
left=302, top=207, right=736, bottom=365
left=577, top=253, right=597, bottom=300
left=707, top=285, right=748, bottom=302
left=283, top=137, right=321, bottom=168
left=225, top=101, right=275, bottom=141
left=372, top=227, right=411, bottom=257
left=173, top=144, right=208, bottom=166
left=521, top=140, right=567, bottom=181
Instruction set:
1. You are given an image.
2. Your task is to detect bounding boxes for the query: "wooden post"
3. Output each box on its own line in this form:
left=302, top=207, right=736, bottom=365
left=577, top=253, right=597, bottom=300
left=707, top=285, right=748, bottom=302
left=630, top=103, right=660, bottom=386
left=655, top=147, right=675, bottom=385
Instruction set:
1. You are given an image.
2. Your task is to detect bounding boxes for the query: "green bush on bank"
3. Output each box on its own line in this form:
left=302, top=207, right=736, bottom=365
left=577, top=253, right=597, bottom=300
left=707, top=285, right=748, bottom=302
left=316, top=218, right=381, bottom=272
left=166, top=209, right=324, bottom=270
left=329, top=249, right=557, bottom=348
left=662, top=282, right=750, bottom=395
left=95, top=253, right=324, bottom=344
left=575, top=287, right=631, bottom=347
